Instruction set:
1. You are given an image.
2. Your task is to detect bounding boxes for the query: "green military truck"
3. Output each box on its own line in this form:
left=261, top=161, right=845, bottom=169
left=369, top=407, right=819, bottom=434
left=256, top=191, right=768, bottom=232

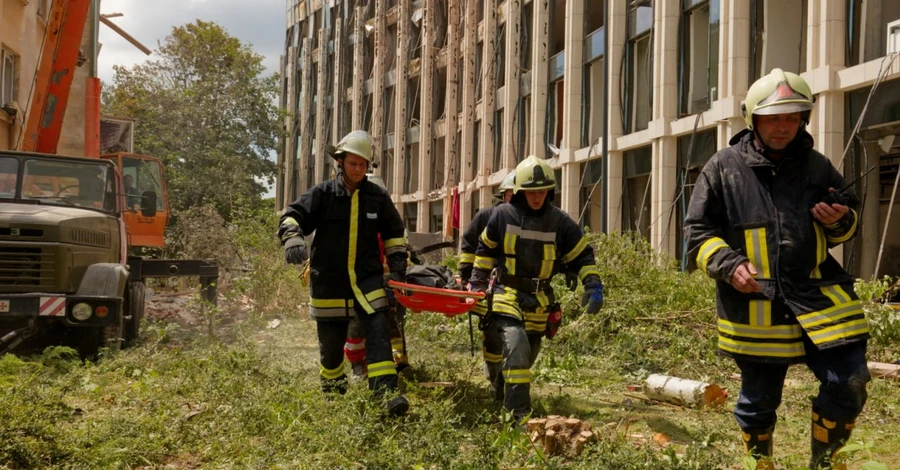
left=0, top=150, right=216, bottom=358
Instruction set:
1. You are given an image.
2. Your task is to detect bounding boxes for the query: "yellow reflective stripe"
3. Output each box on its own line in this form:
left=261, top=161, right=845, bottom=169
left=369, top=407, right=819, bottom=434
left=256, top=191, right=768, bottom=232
left=539, top=244, right=556, bottom=279
left=281, top=217, right=299, bottom=227
left=480, top=229, right=499, bottom=249
left=505, top=256, right=516, bottom=275
left=806, top=319, right=870, bottom=345
left=820, top=284, right=852, bottom=306
left=459, top=252, right=476, bottom=264
left=562, top=237, right=589, bottom=263
left=474, top=256, right=496, bottom=270
left=502, top=368, right=531, bottom=384
left=796, top=301, right=864, bottom=330
left=471, top=301, right=488, bottom=315
left=367, top=360, right=397, bottom=378
left=391, top=338, right=404, bottom=351
left=578, top=265, right=601, bottom=281
left=717, top=318, right=803, bottom=339
left=483, top=350, right=503, bottom=363
left=535, top=291, right=550, bottom=307
left=503, top=232, right=517, bottom=255
left=320, top=361, right=346, bottom=379
left=365, top=289, right=387, bottom=302
left=697, top=237, right=729, bottom=273
left=348, top=192, right=375, bottom=314
left=384, top=237, right=405, bottom=249
left=744, top=228, right=771, bottom=278
left=311, top=298, right=354, bottom=308
left=748, top=300, right=772, bottom=327
left=825, top=209, right=858, bottom=244
left=718, top=336, right=806, bottom=358
left=811, top=223, right=826, bottom=279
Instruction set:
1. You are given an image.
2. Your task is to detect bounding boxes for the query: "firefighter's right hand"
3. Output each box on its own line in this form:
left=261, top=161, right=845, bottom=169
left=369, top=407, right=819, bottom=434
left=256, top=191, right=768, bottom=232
left=283, top=236, right=308, bottom=265
left=468, top=281, right=488, bottom=294
left=730, top=262, right=761, bottom=294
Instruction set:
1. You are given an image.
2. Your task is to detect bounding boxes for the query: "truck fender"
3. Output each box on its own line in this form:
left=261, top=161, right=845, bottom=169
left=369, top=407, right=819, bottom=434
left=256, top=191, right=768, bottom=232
left=76, top=263, right=129, bottom=298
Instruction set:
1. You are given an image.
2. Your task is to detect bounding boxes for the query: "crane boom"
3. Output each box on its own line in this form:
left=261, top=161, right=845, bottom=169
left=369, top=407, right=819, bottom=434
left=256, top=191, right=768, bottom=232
left=21, top=0, right=92, bottom=154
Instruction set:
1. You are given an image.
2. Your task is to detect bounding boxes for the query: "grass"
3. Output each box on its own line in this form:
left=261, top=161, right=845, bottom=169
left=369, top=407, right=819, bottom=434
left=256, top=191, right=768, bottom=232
left=1, top=233, right=898, bottom=469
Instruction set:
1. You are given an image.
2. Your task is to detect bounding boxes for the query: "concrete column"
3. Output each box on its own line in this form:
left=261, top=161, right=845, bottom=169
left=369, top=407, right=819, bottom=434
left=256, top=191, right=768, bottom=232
left=479, top=0, right=498, bottom=182
left=418, top=0, right=435, bottom=227
left=393, top=0, right=409, bottom=196
left=299, top=37, right=313, bottom=194
left=529, top=0, right=549, bottom=159
left=459, top=0, right=477, bottom=231
left=502, top=0, right=521, bottom=170
left=332, top=18, right=343, bottom=142
left=315, top=28, right=328, bottom=184
left=727, top=0, right=751, bottom=99
left=372, top=0, right=387, bottom=162
left=560, top=0, right=585, bottom=218
left=445, top=0, right=461, bottom=190
left=282, top=47, right=298, bottom=208
left=652, top=136, right=678, bottom=254
left=607, top=1, right=627, bottom=231
left=352, top=7, right=365, bottom=131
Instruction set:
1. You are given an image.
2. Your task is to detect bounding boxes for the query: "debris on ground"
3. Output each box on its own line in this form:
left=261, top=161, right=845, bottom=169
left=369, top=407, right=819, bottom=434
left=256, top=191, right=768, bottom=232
left=526, top=416, right=597, bottom=457
left=642, top=374, right=726, bottom=409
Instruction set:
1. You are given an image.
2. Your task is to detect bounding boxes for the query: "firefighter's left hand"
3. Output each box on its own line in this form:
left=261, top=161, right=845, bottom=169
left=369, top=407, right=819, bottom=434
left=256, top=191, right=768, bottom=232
left=581, top=282, right=604, bottom=314
left=812, top=188, right=849, bottom=225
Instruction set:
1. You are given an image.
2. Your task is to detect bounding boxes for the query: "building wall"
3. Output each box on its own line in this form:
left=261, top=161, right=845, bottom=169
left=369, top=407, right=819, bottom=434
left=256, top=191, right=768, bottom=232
left=0, top=0, right=95, bottom=155
left=278, top=0, right=900, bottom=277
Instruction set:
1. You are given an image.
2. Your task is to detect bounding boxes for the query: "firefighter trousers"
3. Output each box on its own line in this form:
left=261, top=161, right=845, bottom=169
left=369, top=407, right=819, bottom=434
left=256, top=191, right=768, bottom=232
left=345, top=302, right=408, bottom=367
left=317, top=305, right=398, bottom=395
left=482, top=315, right=543, bottom=420
left=734, top=336, right=869, bottom=431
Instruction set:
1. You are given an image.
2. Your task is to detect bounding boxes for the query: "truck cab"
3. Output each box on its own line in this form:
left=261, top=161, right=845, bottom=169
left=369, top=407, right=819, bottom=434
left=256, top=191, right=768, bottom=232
left=0, top=150, right=149, bottom=357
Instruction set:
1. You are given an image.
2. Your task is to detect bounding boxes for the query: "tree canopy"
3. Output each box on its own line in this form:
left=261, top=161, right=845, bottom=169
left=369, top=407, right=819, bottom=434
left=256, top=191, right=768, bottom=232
left=103, top=20, right=280, bottom=221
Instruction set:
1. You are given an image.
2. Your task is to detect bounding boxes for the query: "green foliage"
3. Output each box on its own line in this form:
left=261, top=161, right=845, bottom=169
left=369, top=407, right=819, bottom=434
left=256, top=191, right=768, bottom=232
left=102, top=20, right=279, bottom=223
left=856, top=277, right=900, bottom=347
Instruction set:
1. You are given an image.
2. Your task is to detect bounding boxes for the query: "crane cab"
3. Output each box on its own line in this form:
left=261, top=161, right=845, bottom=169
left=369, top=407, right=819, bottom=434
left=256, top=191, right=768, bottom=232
left=101, top=153, right=168, bottom=248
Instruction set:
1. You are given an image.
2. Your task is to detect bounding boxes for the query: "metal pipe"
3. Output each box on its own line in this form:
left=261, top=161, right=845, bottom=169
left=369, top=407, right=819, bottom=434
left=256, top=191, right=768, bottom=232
left=601, top=10, right=609, bottom=234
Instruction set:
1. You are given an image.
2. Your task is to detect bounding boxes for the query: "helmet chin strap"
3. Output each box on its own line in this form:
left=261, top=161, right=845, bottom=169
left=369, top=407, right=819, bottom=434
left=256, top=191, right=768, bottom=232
left=337, top=160, right=365, bottom=192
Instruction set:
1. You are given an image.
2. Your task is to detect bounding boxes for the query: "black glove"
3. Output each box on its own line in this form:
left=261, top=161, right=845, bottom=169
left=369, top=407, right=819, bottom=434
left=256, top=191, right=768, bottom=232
left=283, top=236, right=308, bottom=265
left=468, top=280, right=488, bottom=294
left=388, top=269, right=406, bottom=285
left=565, top=271, right=579, bottom=292
left=581, top=280, right=604, bottom=314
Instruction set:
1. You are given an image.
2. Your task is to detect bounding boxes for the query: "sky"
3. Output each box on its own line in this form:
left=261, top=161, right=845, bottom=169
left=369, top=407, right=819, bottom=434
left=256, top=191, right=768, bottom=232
left=97, top=0, right=285, bottom=197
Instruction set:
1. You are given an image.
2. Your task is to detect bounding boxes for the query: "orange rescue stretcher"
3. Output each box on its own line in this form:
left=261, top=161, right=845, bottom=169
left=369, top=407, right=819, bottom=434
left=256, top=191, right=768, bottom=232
left=387, top=280, right=485, bottom=318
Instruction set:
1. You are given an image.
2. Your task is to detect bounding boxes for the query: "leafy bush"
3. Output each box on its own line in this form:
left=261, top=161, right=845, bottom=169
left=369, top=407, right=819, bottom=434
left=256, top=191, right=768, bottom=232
left=856, top=276, right=900, bottom=347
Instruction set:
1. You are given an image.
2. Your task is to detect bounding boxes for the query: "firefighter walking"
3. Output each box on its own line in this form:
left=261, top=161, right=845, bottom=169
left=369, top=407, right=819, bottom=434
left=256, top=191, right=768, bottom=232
left=469, top=156, right=604, bottom=422
left=278, top=130, right=410, bottom=416
left=685, top=68, right=870, bottom=469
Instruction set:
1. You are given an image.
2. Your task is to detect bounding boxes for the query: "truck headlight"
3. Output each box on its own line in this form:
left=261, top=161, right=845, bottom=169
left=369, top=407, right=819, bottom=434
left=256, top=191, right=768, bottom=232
left=72, top=303, right=92, bottom=321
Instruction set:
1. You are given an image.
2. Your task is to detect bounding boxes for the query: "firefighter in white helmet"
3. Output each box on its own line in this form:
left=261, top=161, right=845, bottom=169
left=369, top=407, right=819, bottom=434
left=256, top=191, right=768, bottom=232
left=278, top=130, right=410, bottom=417
left=469, top=155, right=604, bottom=422
left=685, top=69, right=869, bottom=470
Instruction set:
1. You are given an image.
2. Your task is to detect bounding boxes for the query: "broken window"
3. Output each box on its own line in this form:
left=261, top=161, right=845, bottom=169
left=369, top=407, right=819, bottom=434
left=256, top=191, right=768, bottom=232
left=384, top=150, right=394, bottom=193
left=749, top=0, right=807, bottom=81
left=456, top=56, right=464, bottom=114
left=521, top=2, right=533, bottom=71
left=552, top=169, right=562, bottom=208
left=579, top=158, right=604, bottom=231
left=547, top=79, right=565, bottom=151
left=386, top=25, right=397, bottom=71
left=477, top=0, right=485, bottom=24
left=622, top=146, right=652, bottom=240
left=522, top=96, right=532, bottom=159
left=384, top=86, right=396, bottom=134
left=433, top=136, right=446, bottom=189
left=404, top=202, right=418, bottom=232
left=364, top=94, right=374, bottom=132
left=498, top=32, right=507, bottom=87
left=585, top=1, right=605, bottom=35
left=475, top=41, right=484, bottom=101
left=473, top=120, right=482, bottom=175
left=625, top=1, right=653, bottom=133
left=1, top=48, right=16, bottom=107
left=549, top=0, right=566, bottom=57
left=471, top=188, right=481, bottom=217
left=404, top=143, right=420, bottom=194
left=679, top=0, right=719, bottom=116
left=408, top=77, right=421, bottom=125
left=430, top=200, right=444, bottom=232
left=493, top=109, right=503, bottom=171
left=454, top=129, right=462, bottom=185
left=435, top=68, right=447, bottom=119
left=582, top=57, right=605, bottom=147
left=675, top=129, right=717, bottom=265
left=848, top=0, right=900, bottom=65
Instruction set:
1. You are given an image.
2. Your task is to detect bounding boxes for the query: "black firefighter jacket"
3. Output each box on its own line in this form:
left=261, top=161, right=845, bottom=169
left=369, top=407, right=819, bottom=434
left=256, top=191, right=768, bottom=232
left=459, top=206, right=496, bottom=281
left=471, top=197, right=602, bottom=333
left=685, top=129, right=869, bottom=364
left=279, top=176, right=408, bottom=320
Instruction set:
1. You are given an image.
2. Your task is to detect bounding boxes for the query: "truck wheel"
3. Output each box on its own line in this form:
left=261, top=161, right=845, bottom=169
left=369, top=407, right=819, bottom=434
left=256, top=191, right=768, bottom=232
left=77, top=316, right=123, bottom=360
left=123, top=281, right=145, bottom=348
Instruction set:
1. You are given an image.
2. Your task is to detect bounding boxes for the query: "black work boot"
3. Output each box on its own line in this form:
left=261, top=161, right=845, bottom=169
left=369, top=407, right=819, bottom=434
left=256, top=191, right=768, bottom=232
left=321, top=375, right=348, bottom=395
left=741, top=427, right=775, bottom=470
left=810, top=409, right=854, bottom=470
left=386, top=395, right=410, bottom=417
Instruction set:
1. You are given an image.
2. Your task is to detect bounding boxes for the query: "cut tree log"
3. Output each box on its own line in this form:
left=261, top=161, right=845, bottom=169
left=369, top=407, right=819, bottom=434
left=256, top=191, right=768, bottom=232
left=868, top=361, right=900, bottom=382
left=643, top=374, right=727, bottom=408
left=526, top=417, right=597, bottom=458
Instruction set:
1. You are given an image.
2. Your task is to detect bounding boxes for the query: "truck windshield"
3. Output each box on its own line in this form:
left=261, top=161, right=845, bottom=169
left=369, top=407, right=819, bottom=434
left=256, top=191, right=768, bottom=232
left=122, top=156, right=164, bottom=210
left=0, top=157, right=17, bottom=199
left=21, top=159, right=116, bottom=212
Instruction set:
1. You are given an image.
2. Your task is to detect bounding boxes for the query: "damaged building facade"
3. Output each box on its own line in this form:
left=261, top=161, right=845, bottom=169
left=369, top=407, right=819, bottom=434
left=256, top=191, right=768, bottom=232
left=277, top=0, right=900, bottom=279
